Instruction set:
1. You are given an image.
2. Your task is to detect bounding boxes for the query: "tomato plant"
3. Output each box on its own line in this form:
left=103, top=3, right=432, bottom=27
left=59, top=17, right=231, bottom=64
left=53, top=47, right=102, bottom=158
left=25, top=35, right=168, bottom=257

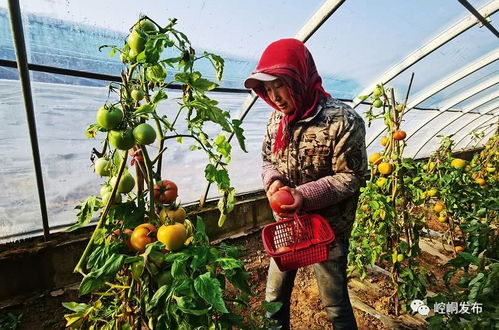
left=350, top=84, right=428, bottom=315
left=64, top=15, right=279, bottom=329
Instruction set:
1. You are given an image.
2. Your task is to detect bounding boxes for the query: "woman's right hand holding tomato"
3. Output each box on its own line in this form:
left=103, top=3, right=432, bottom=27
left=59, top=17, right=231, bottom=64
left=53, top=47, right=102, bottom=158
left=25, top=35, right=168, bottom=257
left=267, top=179, right=284, bottom=200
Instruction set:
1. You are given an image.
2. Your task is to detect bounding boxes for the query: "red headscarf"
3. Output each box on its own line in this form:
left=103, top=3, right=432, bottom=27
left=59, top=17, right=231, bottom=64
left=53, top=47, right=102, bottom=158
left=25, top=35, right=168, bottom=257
left=251, top=39, right=330, bottom=153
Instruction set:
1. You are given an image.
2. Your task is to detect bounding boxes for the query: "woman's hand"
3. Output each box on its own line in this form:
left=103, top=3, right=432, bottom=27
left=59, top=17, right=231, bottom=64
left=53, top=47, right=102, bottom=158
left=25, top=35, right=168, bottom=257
left=267, top=180, right=284, bottom=200
left=277, top=186, right=303, bottom=218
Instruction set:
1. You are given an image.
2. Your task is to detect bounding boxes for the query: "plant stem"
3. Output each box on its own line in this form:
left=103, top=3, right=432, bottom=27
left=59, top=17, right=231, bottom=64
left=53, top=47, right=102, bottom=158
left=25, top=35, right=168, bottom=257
left=74, top=151, right=128, bottom=275
left=141, top=146, right=156, bottom=217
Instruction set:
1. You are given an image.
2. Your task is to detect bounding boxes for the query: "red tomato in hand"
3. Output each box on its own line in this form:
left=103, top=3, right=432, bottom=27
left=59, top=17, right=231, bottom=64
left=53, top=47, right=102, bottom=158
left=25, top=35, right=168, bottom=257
left=269, top=190, right=294, bottom=213
left=153, top=180, right=178, bottom=204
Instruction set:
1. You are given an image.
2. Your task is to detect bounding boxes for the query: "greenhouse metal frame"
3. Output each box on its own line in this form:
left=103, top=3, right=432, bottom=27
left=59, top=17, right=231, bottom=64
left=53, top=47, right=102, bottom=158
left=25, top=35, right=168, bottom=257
left=1, top=0, right=498, bottom=242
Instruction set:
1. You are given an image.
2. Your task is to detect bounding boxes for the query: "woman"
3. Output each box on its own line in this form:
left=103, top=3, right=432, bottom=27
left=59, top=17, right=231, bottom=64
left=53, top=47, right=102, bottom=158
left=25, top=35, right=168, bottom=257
left=245, top=39, right=367, bottom=330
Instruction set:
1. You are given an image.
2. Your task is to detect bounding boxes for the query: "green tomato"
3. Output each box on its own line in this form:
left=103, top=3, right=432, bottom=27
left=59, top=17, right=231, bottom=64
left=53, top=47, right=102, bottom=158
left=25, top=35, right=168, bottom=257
left=133, top=19, right=157, bottom=33
left=109, top=129, right=136, bottom=150
left=133, top=123, right=156, bottom=145
left=96, top=106, right=123, bottom=130
left=128, top=47, right=139, bottom=59
left=131, top=89, right=145, bottom=102
left=127, top=30, right=146, bottom=54
left=397, top=254, right=405, bottom=262
left=110, top=172, right=135, bottom=194
left=100, top=184, right=112, bottom=197
left=94, top=158, right=111, bottom=176
left=373, top=88, right=382, bottom=97
left=101, top=191, right=122, bottom=205
left=373, top=99, right=383, bottom=108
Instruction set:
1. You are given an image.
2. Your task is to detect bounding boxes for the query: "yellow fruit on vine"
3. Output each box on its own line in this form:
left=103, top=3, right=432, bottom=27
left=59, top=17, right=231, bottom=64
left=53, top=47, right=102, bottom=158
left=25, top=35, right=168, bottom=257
left=486, top=167, right=496, bottom=173
left=160, top=206, right=186, bottom=224
left=433, top=201, right=445, bottom=213
left=157, top=223, right=187, bottom=251
left=428, top=162, right=436, bottom=170
left=369, top=153, right=383, bottom=165
left=397, top=254, right=405, bottom=262
left=438, top=216, right=447, bottom=223
left=451, top=158, right=466, bottom=169
left=378, top=162, right=393, bottom=175
left=360, top=204, right=369, bottom=212
left=454, top=246, right=464, bottom=253
left=380, top=137, right=389, bottom=147
left=475, top=178, right=486, bottom=186
left=396, top=104, right=404, bottom=112
left=427, top=189, right=438, bottom=197
left=373, top=87, right=383, bottom=97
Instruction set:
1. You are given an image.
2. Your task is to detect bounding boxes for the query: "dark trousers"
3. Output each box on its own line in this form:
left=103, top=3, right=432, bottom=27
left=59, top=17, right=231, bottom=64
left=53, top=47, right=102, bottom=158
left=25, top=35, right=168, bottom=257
left=265, top=240, right=358, bottom=330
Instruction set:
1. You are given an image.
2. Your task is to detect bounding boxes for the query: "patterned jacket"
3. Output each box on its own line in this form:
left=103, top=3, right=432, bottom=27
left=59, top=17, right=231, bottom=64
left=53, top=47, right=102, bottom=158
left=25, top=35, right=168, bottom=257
left=262, top=96, right=368, bottom=240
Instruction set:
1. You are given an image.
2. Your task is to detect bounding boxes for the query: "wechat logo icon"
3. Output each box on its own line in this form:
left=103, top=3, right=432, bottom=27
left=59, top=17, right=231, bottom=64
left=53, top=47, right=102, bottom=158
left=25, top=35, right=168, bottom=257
left=411, top=299, right=430, bottom=316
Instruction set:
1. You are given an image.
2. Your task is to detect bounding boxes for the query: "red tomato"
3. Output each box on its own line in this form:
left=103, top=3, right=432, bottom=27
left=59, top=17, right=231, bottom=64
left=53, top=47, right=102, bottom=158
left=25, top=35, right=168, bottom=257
left=153, top=180, right=178, bottom=204
left=130, top=223, right=157, bottom=252
left=269, top=190, right=294, bottom=213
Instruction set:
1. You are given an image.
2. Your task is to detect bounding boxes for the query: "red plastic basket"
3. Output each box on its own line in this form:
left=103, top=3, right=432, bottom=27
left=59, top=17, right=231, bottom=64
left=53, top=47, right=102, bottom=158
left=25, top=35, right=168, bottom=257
left=262, top=213, right=335, bottom=271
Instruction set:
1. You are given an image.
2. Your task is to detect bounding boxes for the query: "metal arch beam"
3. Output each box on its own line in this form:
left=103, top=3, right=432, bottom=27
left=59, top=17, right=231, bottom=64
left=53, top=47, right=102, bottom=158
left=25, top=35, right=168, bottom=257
left=413, top=101, right=499, bottom=158
left=458, top=0, right=499, bottom=38
left=200, top=0, right=347, bottom=205
left=405, top=85, right=499, bottom=145
left=7, top=0, right=50, bottom=240
left=368, top=54, right=499, bottom=144
left=405, top=49, right=499, bottom=111
left=352, top=0, right=499, bottom=108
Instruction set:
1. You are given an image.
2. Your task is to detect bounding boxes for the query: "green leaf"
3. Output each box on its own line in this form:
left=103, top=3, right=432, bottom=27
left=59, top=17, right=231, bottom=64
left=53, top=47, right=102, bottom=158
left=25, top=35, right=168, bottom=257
left=231, top=119, right=247, bottom=152
left=194, top=272, right=228, bottom=313
left=172, top=259, right=187, bottom=278
left=92, top=254, right=125, bottom=278
left=146, top=64, right=167, bottom=83
left=458, top=252, right=480, bottom=265
left=187, top=95, right=231, bottom=131
left=205, top=52, right=225, bottom=81
left=148, top=285, right=170, bottom=311
left=174, top=278, right=195, bottom=297
left=216, top=258, right=243, bottom=270
left=79, top=274, right=105, bottom=296
left=62, top=302, right=91, bottom=313
left=214, top=134, right=231, bottom=162
left=134, top=103, right=156, bottom=115
left=151, top=90, right=168, bottom=103
left=468, top=272, right=485, bottom=288
left=225, top=268, right=251, bottom=294
left=85, top=123, right=102, bottom=139
left=262, top=301, right=283, bottom=314
left=69, top=196, right=101, bottom=232
left=190, top=246, right=209, bottom=270
left=173, top=296, right=210, bottom=315
left=191, top=77, right=218, bottom=92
